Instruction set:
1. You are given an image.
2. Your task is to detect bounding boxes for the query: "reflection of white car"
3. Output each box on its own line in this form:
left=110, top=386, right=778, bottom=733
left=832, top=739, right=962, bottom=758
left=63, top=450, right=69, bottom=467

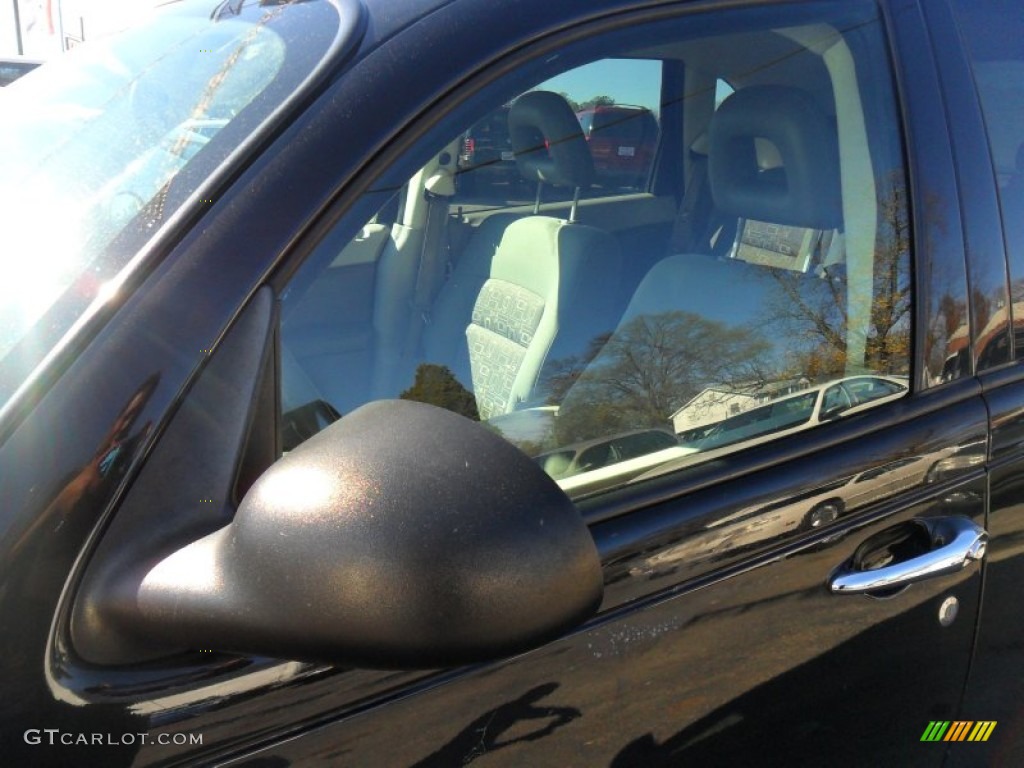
left=527, top=427, right=697, bottom=496
left=535, top=428, right=683, bottom=479
left=707, top=441, right=979, bottom=544
left=526, top=376, right=908, bottom=497
left=694, top=375, right=908, bottom=452
left=802, top=455, right=932, bottom=528
left=556, top=440, right=698, bottom=496
left=631, top=442, right=971, bottom=580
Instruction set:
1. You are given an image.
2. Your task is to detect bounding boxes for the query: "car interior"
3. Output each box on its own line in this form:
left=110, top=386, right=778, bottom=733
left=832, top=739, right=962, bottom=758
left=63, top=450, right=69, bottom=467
left=279, top=8, right=911, bottom=499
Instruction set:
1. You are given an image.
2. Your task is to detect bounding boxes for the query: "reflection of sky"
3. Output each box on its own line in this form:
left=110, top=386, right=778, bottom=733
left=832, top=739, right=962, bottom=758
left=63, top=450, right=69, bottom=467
left=488, top=407, right=557, bottom=445
left=539, top=59, right=663, bottom=115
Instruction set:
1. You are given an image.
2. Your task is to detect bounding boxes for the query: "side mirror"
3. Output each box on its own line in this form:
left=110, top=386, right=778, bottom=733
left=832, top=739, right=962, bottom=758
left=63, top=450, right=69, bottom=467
left=100, top=400, right=602, bottom=668
left=820, top=404, right=847, bottom=422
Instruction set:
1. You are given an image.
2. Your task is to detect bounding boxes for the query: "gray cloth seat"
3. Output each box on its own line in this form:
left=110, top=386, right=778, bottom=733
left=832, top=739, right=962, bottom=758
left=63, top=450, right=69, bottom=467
left=423, top=91, right=622, bottom=420
left=557, top=85, right=844, bottom=443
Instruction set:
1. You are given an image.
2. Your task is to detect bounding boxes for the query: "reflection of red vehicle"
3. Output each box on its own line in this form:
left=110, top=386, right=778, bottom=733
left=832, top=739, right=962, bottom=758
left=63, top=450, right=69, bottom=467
left=576, top=105, right=658, bottom=187
left=458, top=105, right=518, bottom=192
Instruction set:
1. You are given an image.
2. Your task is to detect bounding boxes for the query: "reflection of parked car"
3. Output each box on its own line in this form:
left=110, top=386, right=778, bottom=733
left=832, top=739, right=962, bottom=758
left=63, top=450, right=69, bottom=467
left=457, top=104, right=521, bottom=196
left=695, top=375, right=908, bottom=452
left=631, top=443, right=963, bottom=580
left=736, top=442, right=979, bottom=537
left=792, top=453, right=949, bottom=531
left=576, top=104, right=658, bottom=187
left=535, top=428, right=681, bottom=479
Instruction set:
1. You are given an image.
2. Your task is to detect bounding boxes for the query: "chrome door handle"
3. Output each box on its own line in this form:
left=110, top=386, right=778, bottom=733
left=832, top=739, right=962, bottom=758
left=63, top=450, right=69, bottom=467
left=830, top=517, right=987, bottom=595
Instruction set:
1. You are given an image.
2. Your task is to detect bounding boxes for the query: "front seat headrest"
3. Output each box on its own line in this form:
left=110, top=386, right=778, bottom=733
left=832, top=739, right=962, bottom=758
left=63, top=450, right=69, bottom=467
left=509, top=91, right=594, bottom=189
left=710, top=85, right=841, bottom=230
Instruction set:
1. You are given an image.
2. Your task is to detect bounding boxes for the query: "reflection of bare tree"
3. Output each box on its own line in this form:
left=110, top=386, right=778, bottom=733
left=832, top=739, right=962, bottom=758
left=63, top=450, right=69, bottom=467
left=554, top=312, right=772, bottom=443
left=869, top=171, right=913, bottom=373
left=545, top=173, right=917, bottom=445
left=914, top=172, right=969, bottom=380
left=763, top=170, right=912, bottom=379
left=400, top=363, right=480, bottom=421
left=145, top=6, right=287, bottom=227
left=539, top=332, right=612, bottom=407
left=762, top=270, right=847, bottom=380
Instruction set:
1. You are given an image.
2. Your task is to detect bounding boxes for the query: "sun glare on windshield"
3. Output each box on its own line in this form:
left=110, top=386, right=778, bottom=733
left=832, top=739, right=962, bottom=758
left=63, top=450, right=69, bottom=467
left=0, top=0, right=343, bottom=408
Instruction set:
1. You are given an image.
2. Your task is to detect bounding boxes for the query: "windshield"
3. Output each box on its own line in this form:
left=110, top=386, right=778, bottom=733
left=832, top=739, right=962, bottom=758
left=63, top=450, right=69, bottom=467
left=0, top=0, right=346, bottom=409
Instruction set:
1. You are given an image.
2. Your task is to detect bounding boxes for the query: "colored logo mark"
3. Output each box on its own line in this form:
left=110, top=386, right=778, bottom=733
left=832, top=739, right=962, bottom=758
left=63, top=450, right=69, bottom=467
left=921, top=721, right=997, bottom=742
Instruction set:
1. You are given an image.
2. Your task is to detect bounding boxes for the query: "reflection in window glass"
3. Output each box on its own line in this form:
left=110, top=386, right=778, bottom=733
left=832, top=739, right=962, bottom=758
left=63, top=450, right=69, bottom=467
left=0, top=0, right=342, bottom=407
left=280, top=2, right=911, bottom=499
left=454, top=58, right=663, bottom=205
left=715, top=78, right=734, bottom=108
left=950, top=0, right=1024, bottom=359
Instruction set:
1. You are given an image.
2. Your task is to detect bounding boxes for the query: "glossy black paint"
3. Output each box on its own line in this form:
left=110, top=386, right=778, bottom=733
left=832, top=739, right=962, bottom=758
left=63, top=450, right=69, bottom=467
left=957, top=368, right=1024, bottom=766
left=882, top=0, right=973, bottom=386
left=946, top=0, right=1024, bottom=750
left=92, top=396, right=602, bottom=668
left=0, top=0, right=1019, bottom=766
left=922, top=0, right=1012, bottom=373
left=70, top=288, right=280, bottom=665
left=216, top=380, right=988, bottom=765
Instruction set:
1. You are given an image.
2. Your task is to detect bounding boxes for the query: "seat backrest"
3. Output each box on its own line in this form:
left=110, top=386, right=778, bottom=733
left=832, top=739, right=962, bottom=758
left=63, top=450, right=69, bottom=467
left=710, top=86, right=840, bottom=235
left=557, top=85, right=843, bottom=442
left=424, top=91, right=622, bottom=420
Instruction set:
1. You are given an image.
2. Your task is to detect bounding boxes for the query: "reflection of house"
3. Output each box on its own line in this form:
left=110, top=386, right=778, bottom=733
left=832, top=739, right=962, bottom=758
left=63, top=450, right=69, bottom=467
left=671, top=377, right=810, bottom=436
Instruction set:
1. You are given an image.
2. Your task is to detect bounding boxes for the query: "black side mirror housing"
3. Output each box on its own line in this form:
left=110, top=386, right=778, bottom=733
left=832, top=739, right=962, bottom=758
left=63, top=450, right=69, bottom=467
left=82, top=400, right=602, bottom=668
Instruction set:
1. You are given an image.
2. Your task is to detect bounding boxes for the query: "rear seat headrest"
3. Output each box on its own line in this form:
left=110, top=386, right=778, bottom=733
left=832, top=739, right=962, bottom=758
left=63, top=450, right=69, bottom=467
left=509, top=91, right=594, bottom=189
left=710, top=85, right=842, bottom=230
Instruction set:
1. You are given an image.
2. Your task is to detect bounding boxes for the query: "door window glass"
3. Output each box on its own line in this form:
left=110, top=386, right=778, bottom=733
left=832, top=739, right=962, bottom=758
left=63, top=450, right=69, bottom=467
left=279, top=2, right=911, bottom=499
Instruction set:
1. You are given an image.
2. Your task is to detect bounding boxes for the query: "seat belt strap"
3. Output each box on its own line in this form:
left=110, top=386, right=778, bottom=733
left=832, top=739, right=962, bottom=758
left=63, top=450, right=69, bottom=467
left=404, top=191, right=451, bottom=357
left=670, top=149, right=709, bottom=252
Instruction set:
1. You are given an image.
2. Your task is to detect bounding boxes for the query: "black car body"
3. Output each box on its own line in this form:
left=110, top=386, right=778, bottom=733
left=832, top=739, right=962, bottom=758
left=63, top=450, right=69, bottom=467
left=1, top=0, right=1023, bottom=766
